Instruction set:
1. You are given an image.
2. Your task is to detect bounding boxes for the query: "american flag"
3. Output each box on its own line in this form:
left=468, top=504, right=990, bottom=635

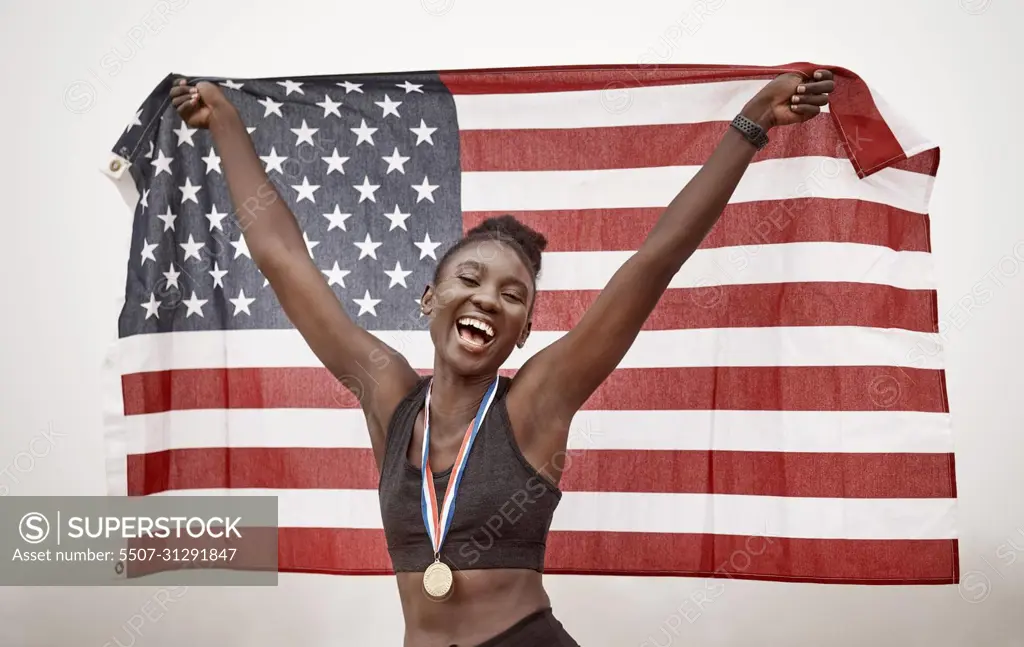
left=103, top=63, right=956, bottom=585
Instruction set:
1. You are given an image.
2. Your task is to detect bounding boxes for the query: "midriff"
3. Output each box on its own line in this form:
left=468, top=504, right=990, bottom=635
left=395, top=568, right=550, bottom=647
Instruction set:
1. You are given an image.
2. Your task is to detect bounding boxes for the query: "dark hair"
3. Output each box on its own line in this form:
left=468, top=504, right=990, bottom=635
left=433, top=215, right=548, bottom=286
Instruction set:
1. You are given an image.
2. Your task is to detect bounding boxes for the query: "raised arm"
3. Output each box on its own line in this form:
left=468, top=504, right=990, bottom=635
left=507, top=70, right=835, bottom=459
left=170, top=80, right=420, bottom=466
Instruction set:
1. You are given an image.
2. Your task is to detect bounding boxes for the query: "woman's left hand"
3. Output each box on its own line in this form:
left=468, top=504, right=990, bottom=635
left=742, top=68, right=835, bottom=130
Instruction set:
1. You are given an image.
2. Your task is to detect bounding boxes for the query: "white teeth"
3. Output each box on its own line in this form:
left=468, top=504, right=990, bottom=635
left=457, top=317, right=494, bottom=339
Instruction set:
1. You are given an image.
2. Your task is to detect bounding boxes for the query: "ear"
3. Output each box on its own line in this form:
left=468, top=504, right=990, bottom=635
left=420, top=284, right=435, bottom=317
left=516, top=320, right=532, bottom=348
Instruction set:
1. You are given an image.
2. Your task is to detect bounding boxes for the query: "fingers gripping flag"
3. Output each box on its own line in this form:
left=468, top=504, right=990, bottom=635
left=102, top=64, right=955, bottom=585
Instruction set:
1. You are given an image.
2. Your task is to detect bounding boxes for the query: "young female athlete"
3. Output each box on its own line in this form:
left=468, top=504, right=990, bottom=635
left=170, top=68, right=834, bottom=646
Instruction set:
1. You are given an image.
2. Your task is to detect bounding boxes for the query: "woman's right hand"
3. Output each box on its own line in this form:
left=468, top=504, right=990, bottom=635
left=170, top=78, right=227, bottom=129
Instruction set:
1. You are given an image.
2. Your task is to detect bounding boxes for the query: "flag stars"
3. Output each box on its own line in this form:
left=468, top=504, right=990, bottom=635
left=277, top=80, right=304, bottom=95
left=303, top=231, right=320, bottom=258
left=209, top=262, right=228, bottom=289
left=291, top=120, right=318, bottom=146
left=179, top=178, right=202, bottom=204
left=382, top=147, right=410, bottom=174
left=162, top=263, right=181, bottom=289
left=412, top=176, right=439, bottom=203
left=156, top=206, right=177, bottom=232
left=375, top=94, right=402, bottom=119
left=140, top=239, right=159, bottom=265
left=220, top=80, right=244, bottom=90
left=385, top=261, right=412, bottom=288
left=230, top=289, right=255, bottom=316
left=261, top=147, right=287, bottom=174
left=323, top=205, right=352, bottom=231
left=415, top=233, right=442, bottom=260
left=205, top=205, right=228, bottom=231
left=231, top=235, right=251, bottom=259
left=141, top=292, right=161, bottom=320
left=323, top=261, right=350, bottom=287
left=258, top=97, right=284, bottom=118
left=353, top=290, right=381, bottom=317
left=382, top=205, right=411, bottom=231
left=182, top=291, right=208, bottom=318
left=354, top=176, right=381, bottom=203
left=397, top=80, right=424, bottom=94
left=322, top=148, right=349, bottom=175
left=410, top=119, right=437, bottom=145
left=179, top=234, right=204, bottom=261
left=152, top=150, right=174, bottom=176
left=354, top=233, right=382, bottom=260
left=317, top=95, right=343, bottom=118
left=126, top=108, right=143, bottom=133
left=291, top=176, right=320, bottom=203
left=351, top=119, right=377, bottom=146
left=202, top=149, right=221, bottom=174
left=139, top=189, right=149, bottom=211
left=338, top=81, right=363, bottom=94
left=173, top=121, right=197, bottom=147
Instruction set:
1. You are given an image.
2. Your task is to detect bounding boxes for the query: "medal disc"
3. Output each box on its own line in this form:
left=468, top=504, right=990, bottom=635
left=422, top=561, right=454, bottom=601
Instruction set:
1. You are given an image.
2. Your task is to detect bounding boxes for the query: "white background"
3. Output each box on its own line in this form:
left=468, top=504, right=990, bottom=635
left=1, top=0, right=1022, bottom=645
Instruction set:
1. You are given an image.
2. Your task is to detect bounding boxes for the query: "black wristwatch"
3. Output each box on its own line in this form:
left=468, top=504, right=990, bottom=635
left=730, top=114, right=769, bottom=150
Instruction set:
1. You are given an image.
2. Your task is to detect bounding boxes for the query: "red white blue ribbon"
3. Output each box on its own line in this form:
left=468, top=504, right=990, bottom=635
left=420, top=377, right=499, bottom=558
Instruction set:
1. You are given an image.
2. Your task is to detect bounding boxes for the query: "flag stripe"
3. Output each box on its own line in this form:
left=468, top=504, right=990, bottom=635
left=465, top=198, right=932, bottom=253
left=152, top=488, right=957, bottom=540
left=272, top=527, right=957, bottom=583
left=111, top=326, right=943, bottom=375
left=459, top=118, right=853, bottom=172
left=120, top=366, right=947, bottom=416
left=127, top=447, right=955, bottom=499
left=120, top=408, right=953, bottom=454
left=462, top=159, right=934, bottom=214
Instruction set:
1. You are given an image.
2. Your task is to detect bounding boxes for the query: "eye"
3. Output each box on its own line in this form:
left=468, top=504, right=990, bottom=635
left=458, top=275, right=479, bottom=286
left=503, top=291, right=524, bottom=303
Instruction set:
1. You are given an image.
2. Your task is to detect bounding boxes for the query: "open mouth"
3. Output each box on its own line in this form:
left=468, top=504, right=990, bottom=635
left=455, top=316, right=495, bottom=350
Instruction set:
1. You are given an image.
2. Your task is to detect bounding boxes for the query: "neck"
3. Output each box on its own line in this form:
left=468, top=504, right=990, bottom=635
left=428, top=361, right=496, bottom=428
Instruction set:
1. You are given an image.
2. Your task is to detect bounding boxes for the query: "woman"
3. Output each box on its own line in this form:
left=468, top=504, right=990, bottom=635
left=171, top=68, right=834, bottom=646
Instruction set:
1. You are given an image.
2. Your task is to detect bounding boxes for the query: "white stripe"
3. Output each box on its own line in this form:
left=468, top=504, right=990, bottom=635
left=462, top=157, right=933, bottom=215
left=867, top=87, right=936, bottom=161
left=153, top=488, right=957, bottom=540
left=110, top=325, right=943, bottom=374
left=121, top=409, right=954, bottom=455
left=541, top=243, right=934, bottom=291
left=453, top=78, right=777, bottom=130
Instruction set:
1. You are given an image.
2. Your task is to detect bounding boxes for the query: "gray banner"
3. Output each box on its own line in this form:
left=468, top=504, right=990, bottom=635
left=0, top=496, right=279, bottom=586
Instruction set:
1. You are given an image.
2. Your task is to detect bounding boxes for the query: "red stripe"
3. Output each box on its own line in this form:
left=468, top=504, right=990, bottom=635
left=440, top=62, right=907, bottom=178
left=532, top=284, right=937, bottom=333
left=270, top=528, right=957, bottom=583
left=121, top=366, right=947, bottom=416
left=465, top=198, right=931, bottom=253
left=459, top=117, right=853, bottom=172
left=127, top=447, right=955, bottom=499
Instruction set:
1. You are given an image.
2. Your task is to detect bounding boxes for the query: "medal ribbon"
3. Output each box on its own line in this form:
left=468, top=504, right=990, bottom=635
left=420, top=377, right=499, bottom=558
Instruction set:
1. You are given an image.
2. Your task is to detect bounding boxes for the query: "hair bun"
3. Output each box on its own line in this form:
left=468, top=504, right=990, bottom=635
left=465, top=215, right=547, bottom=277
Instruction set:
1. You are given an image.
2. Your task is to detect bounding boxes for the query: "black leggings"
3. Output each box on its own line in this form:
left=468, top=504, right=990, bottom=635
left=472, top=608, right=580, bottom=647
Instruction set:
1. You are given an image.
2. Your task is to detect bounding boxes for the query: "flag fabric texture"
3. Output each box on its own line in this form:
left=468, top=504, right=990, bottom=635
left=102, top=63, right=955, bottom=585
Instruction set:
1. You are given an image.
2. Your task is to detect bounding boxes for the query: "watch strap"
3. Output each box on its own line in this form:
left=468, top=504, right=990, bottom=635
left=730, top=114, right=769, bottom=151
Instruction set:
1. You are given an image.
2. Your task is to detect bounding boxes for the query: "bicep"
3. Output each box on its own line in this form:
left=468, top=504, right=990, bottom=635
left=263, top=249, right=421, bottom=456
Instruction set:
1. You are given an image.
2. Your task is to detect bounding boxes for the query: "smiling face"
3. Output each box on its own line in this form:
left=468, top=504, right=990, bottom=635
left=422, top=240, right=536, bottom=377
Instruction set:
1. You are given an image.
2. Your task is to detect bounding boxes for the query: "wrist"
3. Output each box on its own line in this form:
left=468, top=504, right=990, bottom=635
left=208, top=101, right=243, bottom=135
left=740, top=99, right=775, bottom=132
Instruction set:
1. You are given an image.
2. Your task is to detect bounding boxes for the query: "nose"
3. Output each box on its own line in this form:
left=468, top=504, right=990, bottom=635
left=469, top=287, right=499, bottom=313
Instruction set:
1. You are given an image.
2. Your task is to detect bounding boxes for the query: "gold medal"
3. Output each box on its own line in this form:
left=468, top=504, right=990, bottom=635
left=422, top=558, right=453, bottom=602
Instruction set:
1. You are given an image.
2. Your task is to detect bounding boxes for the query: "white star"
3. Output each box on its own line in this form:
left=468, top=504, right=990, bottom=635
left=139, top=189, right=149, bottom=211
left=277, top=80, right=304, bottom=95
left=354, top=233, right=382, bottom=260
left=353, top=176, right=380, bottom=203
left=322, top=261, right=350, bottom=287
left=221, top=80, right=244, bottom=90
left=141, top=292, right=161, bottom=320
left=231, top=235, right=251, bottom=259
left=145, top=141, right=154, bottom=159
left=229, top=289, right=255, bottom=316
left=382, top=147, right=410, bottom=174
left=410, top=119, right=437, bottom=145
left=152, top=150, right=173, bottom=176
left=291, top=176, right=320, bottom=203
left=412, top=176, right=439, bottom=203
left=382, top=205, right=411, bottom=231
left=179, top=234, right=204, bottom=261
left=303, top=231, right=319, bottom=258
left=179, top=177, right=202, bottom=204
left=322, top=148, right=349, bottom=175
left=291, top=120, right=318, bottom=146
left=258, top=97, right=284, bottom=118
left=415, top=233, right=442, bottom=260
left=316, top=95, right=343, bottom=117
left=205, top=205, right=228, bottom=231
left=126, top=109, right=143, bottom=132
left=202, top=149, right=221, bottom=174
left=338, top=81, right=363, bottom=93
left=323, top=205, right=352, bottom=231
left=413, top=295, right=425, bottom=317
left=351, top=119, right=377, bottom=146
left=247, top=126, right=257, bottom=135
left=173, top=121, right=197, bottom=147
left=183, top=291, right=208, bottom=318
left=209, top=262, right=228, bottom=288
left=140, top=239, right=158, bottom=265
left=397, top=80, right=424, bottom=94
left=162, top=263, right=181, bottom=289
left=353, top=290, right=381, bottom=317
left=385, top=261, right=412, bottom=288
left=261, top=147, right=287, bottom=174
left=156, top=206, right=177, bottom=231
left=375, top=94, right=402, bottom=119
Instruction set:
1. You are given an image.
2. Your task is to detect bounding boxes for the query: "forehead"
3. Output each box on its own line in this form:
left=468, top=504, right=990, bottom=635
left=444, top=239, right=532, bottom=283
